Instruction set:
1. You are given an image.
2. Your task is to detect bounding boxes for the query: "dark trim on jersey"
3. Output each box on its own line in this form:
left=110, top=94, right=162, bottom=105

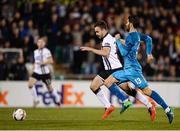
left=41, top=65, right=46, bottom=74
left=102, top=45, right=111, bottom=48
left=105, top=57, right=112, bottom=69
left=40, top=49, right=46, bottom=74
left=102, top=32, right=109, bottom=39
left=104, top=57, right=112, bottom=70
left=103, top=58, right=110, bottom=70
left=103, top=42, right=111, bottom=47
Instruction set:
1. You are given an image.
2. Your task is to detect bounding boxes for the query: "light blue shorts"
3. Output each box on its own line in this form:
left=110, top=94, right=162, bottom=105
left=112, top=68, right=148, bottom=89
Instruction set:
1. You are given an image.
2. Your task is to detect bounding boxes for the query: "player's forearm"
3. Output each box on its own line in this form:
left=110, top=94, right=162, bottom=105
left=43, top=58, right=54, bottom=65
left=145, top=36, right=152, bottom=55
left=91, top=48, right=109, bottom=57
left=140, top=33, right=152, bottom=55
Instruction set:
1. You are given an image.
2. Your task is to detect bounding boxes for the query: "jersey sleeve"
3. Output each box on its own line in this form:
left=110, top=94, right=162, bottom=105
left=102, top=38, right=111, bottom=47
left=45, top=49, right=52, bottom=58
left=139, top=32, right=152, bottom=55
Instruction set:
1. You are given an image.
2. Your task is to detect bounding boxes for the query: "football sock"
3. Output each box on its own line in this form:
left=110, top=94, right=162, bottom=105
left=29, top=86, right=38, bottom=102
left=93, top=88, right=111, bottom=108
left=150, top=90, right=169, bottom=111
left=165, top=107, right=171, bottom=113
left=49, top=89, right=61, bottom=105
left=49, top=89, right=58, bottom=99
left=109, top=83, right=128, bottom=102
left=136, top=90, right=152, bottom=108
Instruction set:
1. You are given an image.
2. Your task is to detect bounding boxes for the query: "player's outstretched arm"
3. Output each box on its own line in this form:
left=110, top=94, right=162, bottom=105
left=80, top=46, right=110, bottom=57
left=139, top=33, right=152, bottom=55
left=116, top=39, right=128, bottom=56
left=139, top=33, right=153, bottom=63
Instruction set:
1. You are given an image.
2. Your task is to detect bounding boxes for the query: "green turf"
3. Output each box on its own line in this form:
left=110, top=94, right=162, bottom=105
left=0, top=107, right=179, bottom=130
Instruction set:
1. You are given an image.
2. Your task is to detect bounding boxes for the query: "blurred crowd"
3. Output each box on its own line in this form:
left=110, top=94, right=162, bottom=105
left=0, top=0, right=179, bottom=80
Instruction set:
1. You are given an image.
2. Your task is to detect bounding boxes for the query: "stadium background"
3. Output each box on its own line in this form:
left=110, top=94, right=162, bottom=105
left=0, top=0, right=180, bottom=130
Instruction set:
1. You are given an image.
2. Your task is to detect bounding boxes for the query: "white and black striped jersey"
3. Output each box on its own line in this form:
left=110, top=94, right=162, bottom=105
left=33, top=48, right=52, bottom=75
left=101, top=33, right=122, bottom=70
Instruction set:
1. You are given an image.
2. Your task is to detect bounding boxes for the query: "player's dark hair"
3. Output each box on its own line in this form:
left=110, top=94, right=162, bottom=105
left=39, top=35, right=46, bottom=40
left=128, top=15, right=139, bottom=28
left=38, top=36, right=47, bottom=42
left=94, top=20, right=108, bottom=30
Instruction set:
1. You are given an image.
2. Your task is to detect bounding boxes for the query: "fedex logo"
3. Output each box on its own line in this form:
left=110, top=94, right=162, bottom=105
left=35, top=84, right=84, bottom=106
left=0, top=90, right=8, bottom=106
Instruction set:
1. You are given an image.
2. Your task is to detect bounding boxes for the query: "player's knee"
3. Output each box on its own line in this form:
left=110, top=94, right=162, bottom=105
left=90, top=83, right=99, bottom=92
left=104, top=76, right=116, bottom=88
left=104, top=80, right=112, bottom=88
left=142, top=87, right=152, bottom=96
left=90, top=84, right=95, bottom=91
left=120, top=83, right=129, bottom=91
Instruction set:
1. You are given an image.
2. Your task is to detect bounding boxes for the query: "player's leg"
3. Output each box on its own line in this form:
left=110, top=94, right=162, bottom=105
left=90, top=75, right=114, bottom=120
left=121, top=83, right=154, bottom=108
left=43, top=74, right=60, bottom=106
left=90, top=75, right=111, bottom=109
left=120, top=83, right=153, bottom=108
left=142, top=87, right=174, bottom=124
left=46, top=83, right=60, bottom=106
left=120, top=82, right=156, bottom=121
left=129, top=71, right=173, bottom=124
left=104, top=71, right=132, bottom=113
left=28, top=75, right=39, bottom=107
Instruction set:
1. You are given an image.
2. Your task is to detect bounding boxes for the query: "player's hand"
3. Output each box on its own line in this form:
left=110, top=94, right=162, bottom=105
left=115, top=34, right=121, bottom=40
left=120, top=39, right=126, bottom=45
left=80, top=46, right=92, bottom=52
left=115, top=34, right=126, bottom=45
left=147, top=54, right=154, bottom=63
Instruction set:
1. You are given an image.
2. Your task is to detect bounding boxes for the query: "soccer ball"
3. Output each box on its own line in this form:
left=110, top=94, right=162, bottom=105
left=12, top=108, right=26, bottom=121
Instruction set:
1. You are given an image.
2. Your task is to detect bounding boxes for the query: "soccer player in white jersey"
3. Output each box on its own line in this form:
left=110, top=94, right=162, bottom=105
left=28, top=37, right=59, bottom=107
left=80, top=20, right=156, bottom=121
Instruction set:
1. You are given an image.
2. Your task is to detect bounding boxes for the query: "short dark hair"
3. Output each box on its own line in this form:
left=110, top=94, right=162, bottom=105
left=128, top=15, right=139, bottom=28
left=94, top=20, right=108, bottom=30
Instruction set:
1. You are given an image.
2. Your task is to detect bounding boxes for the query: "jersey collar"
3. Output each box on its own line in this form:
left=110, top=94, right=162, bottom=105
left=102, top=32, right=109, bottom=39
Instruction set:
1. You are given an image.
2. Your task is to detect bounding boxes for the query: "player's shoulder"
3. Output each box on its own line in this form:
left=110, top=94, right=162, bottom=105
left=43, top=48, right=52, bottom=55
left=103, top=34, right=113, bottom=40
left=43, top=48, right=51, bottom=52
left=34, top=49, right=38, bottom=53
left=128, top=31, right=139, bottom=36
left=128, top=32, right=140, bottom=40
left=103, top=34, right=115, bottom=43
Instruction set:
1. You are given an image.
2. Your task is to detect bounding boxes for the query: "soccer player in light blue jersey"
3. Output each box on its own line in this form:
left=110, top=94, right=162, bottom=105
left=104, top=15, right=174, bottom=124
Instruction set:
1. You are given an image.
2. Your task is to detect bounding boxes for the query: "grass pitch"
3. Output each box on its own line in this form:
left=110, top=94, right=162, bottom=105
left=0, top=107, right=179, bottom=130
